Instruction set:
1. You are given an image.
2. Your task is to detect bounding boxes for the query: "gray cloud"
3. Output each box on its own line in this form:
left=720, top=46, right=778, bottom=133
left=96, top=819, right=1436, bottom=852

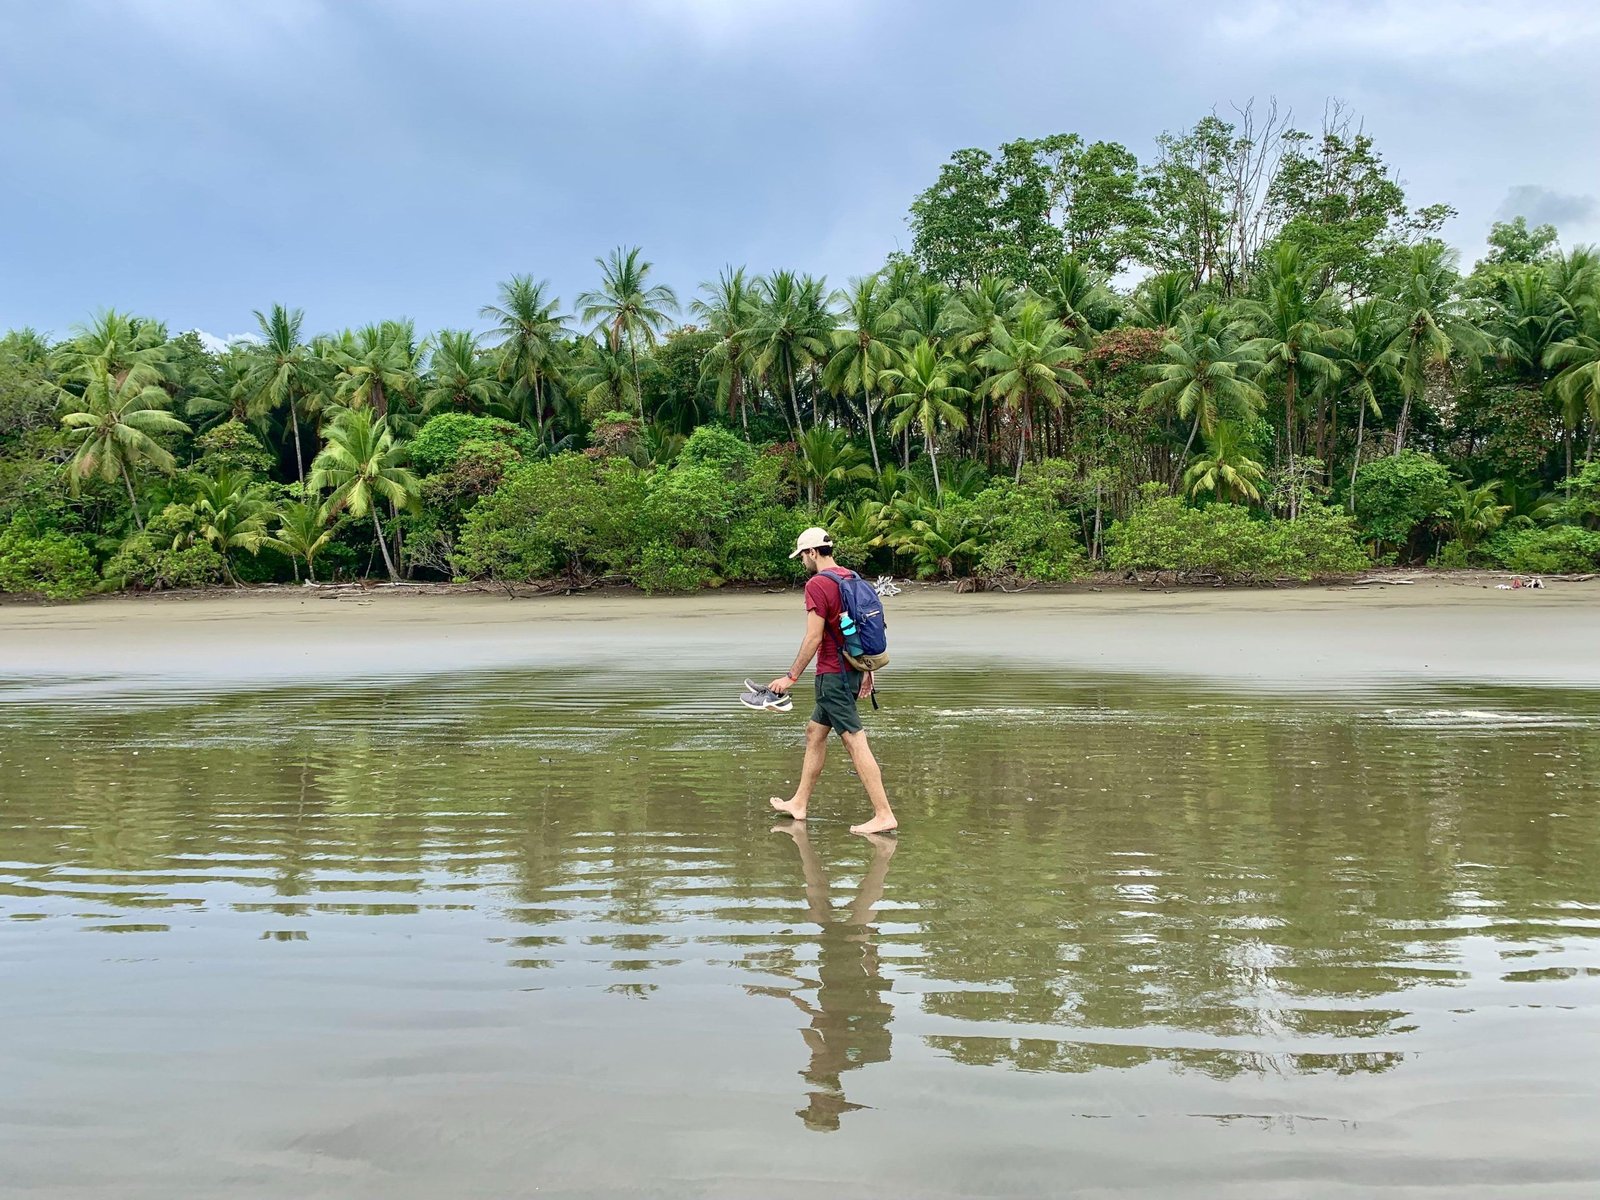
left=1496, top=186, right=1599, bottom=231
left=2, top=1, right=1598, bottom=337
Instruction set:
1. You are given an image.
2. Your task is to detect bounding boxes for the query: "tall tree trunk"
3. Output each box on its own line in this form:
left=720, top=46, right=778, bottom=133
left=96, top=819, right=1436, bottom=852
left=289, top=401, right=305, bottom=484
left=533, top=373, right=546, bottom=444
left=629, top=335, right=644, bottom=423
left=1394, top=388, right=1412, bottom=455
left=1349, top=401, right=1367, bottom=512
left=121, top=464, right=144, bottom=532
left=1014, top=399, right=1031, bottom=483
left=1285, top=366, right=1299, bottom=520
left=371, top=506, right=399, bottom=581
left=926, top=430, right=941, bottom=499
left=1180, top=408, right=1202, bottom=470
left=374, top=380, right=387, bottom=419
left=862, top=384, right=881, bottom=474
left=785, top=360, right=805, bottom=437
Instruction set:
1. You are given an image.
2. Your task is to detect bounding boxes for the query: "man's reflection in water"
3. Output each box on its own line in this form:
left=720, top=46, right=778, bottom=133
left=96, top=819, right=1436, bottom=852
left=761, top=824, right=896, bottom=1131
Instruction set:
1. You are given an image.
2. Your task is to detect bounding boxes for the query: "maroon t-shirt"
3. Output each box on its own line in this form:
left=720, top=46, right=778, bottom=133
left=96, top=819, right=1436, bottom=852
left=804, top=568, right=857, bottom=675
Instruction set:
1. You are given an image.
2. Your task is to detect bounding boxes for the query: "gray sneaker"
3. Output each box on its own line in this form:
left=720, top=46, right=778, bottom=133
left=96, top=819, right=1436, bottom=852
left=741, top=679, right=794, bottom=712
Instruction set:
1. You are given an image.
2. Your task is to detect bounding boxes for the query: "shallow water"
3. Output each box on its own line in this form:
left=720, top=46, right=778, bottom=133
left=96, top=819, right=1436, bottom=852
left=3, top=668, right=1599, bottom=1198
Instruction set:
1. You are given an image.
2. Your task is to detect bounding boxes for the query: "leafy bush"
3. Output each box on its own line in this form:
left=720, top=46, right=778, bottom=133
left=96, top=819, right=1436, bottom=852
left=1107, top=487, right=1368, bottom=580
left=455, top=453, right=646, bottom=582
left=408, top=413, right=535, bottom=476
left=102, top=504, right=228, bottom=590
left=1352, top=451, right=1453, bottom=556
left=193, top=421, right=275, bottom=476
left=0, top=520, right=98, bottom=599
left=1484, top=525, right=1600, bottom=574
left=969, top=460, right=1088, bottom=581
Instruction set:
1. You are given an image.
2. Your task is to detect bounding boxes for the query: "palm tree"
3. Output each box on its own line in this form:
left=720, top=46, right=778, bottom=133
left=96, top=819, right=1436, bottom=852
left=1546, top=321, right=1600, bottom=477
left=1436, top=479, right=1510, bottom=552
left=567, top=336, right=639, bottom=421
left=1, top=327, right=52, bottom=366
left=332, top=321, right=423, bottom=420
left=879, top=342, right=969, bottom=498
left=479, top=276, right=568, bottom=439
left=1488, top=265, right=1571, bottom=383
left=308, top=409, right=421, bottom=581
left=247, top=304, right=325, bottom=482
left=1388, top=243, right=1490, bottom=453
left=748, top=270, right=834, bottom=437
left=1130, top=271, right=1193, bottom=330
left=576, top=247, right=679, bottom=421
left=897, top=282, right=956, bottom=350
left=187, top=346, right=261, bottom=431
left=977, top=301, right=1087, bottom=481
left=1036, top=255, right=1115, bottom=347
left=823, top=274, right=903, bottom=473
left=188, top=469, right=271, bottom=585
left=267, top=499, right=332, bottom=583
left=792, top=425, right=872, bottom=508
left=422, top=330, right=501, bottom=415
left=1183, top=421, right=1268, bottom=505
left=692, top=266, right=761, bottom=432
left=1237, top=244, right=1342, bottom=482
left=1337, top=300, right=1403, bottom=507
left=1140, top=306, right=1265, bottom=467
left=59, top=365, right=190, bottom=530
left=54, top=309, right=170, bottom=389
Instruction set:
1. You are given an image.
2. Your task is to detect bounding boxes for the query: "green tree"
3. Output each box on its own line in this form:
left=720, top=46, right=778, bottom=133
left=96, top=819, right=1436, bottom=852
left=792, top=426, right=872, bottom=508
left=824, top=274, right=903, bottom=473
left=748, top=270, right=834, bottom=436
left=1139, top=306, right=1264, bottom=466
left=308, top=409, right=421, bottom=581
left=247, top=304, right=324, bottom=482
left=1435, top=479, right=1509, bottom=554
left=1237, top=244, right=1342, bottom=491
left=185, top=469, right=271, bottom=585
left=1388, top=243, right=1490, bottom=452
left=1183, top=421, right=1267, bottom=505
left=267, top=499, right=332, bottom=582
left=692, top=266, right=761, bottom=432
left=1336, top=300, right=1402, bottom=505
left=423, top=330, right=501, bottom=416
left=479, top=276, right=568, bottom=438
left=59, top=365, right=190, bottom=530
left=332, top=321, right=422, bottom=420
left=576, top=247, right=679, bottom=422
left=880, top=342, right=968, bottom=498
left=1035, top=254, right=1116, bottom=348
left=978, top=302, right=1086, bottom=480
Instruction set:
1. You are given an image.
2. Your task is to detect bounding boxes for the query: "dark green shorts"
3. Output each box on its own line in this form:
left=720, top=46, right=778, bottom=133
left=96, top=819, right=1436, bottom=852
left=810, top=670, right=863, bottom=735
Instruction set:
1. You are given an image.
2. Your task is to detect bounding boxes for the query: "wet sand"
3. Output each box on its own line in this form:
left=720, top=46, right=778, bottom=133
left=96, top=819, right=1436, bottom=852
left=3, top=579, right=1598, bottom=696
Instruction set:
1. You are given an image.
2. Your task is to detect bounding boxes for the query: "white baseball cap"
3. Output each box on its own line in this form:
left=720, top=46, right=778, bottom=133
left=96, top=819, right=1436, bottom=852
left=789, top=526, right=832, bottom=558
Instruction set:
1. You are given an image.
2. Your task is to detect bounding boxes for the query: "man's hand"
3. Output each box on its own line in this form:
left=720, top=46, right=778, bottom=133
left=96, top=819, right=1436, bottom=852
left=768, top=675, right=795, bottom=695
left=858, top=671, right=875, bottom=700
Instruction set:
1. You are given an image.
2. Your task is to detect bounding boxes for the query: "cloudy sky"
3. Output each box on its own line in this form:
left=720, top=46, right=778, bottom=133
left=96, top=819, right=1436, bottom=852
left=2, top=0, right=1597, bottom=345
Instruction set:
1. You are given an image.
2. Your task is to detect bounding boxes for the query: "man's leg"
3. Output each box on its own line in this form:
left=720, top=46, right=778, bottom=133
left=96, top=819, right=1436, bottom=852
left=771, top=720, right=830, bottom=819
left=840, top=730, right=896, bottom=834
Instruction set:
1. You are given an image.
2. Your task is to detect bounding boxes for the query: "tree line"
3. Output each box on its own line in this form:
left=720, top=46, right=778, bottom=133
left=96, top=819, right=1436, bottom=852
left=2, top=103, right=1599, bottom=600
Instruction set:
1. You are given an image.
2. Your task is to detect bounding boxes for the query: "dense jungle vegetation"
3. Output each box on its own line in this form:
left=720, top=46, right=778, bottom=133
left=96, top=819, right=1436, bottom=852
left=4, top=105, right=1599, bottom=600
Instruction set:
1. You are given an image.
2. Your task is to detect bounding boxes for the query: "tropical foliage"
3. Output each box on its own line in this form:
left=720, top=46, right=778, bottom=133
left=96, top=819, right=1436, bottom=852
left=5, top=105, right=1600, bottom=599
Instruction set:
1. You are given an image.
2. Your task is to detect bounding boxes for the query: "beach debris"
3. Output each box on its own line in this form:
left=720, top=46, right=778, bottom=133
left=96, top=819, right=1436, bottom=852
left=874, top=575, right=901, bottom=597
left=1352, top=577, right=1415, bottom=585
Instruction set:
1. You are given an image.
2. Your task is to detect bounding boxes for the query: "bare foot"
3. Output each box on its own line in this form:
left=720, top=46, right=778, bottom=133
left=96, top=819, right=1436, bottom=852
left=849, top=815, right=898, bottom=835
left=770, top=797, right=807, bottom=820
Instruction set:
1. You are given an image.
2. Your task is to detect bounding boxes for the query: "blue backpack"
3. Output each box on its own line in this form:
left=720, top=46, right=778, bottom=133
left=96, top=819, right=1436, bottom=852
left=819, top=569, right=890, bottom=672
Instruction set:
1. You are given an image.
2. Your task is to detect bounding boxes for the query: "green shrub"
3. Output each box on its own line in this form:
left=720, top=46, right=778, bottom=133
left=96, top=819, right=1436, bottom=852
left=1351, top=451, right=1453, bottom=556
left=0, top=520, right=98, bottom=600
left=969, top=460, right=1088, bottom=581
left=1484, top=525, right=1600, bottom=574
left=409, top=413, right=535, bottom=476
left=1108, top=487, right=1368, bottom=580
left=193, top=421, right=275, bottom=476
left=102, top=504, right=228, bottom=590
left=455, top=453, right=645, bottom=582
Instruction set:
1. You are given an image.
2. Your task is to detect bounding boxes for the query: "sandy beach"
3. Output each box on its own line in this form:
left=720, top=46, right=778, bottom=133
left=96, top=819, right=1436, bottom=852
left=3, top=577, right=1597, bottom=697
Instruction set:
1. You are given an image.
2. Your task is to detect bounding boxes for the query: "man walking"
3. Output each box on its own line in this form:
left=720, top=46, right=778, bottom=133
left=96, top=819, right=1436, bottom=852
left=767, top=527, right=898, bottom=835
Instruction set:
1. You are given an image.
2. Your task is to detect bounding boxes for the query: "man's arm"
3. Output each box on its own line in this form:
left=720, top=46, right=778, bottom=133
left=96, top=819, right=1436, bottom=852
left=769, top=610, right=826, bottom=694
